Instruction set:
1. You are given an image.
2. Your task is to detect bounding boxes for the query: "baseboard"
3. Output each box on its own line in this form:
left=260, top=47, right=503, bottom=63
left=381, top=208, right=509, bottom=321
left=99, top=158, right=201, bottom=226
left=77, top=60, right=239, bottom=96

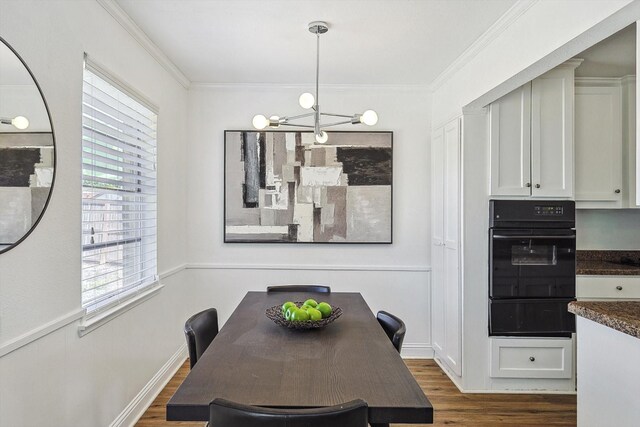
left=110, top=344, right=188, bottom=427
left=433, top=356, right=465, bottom=392
left=401, top=343, right=434, bottom=359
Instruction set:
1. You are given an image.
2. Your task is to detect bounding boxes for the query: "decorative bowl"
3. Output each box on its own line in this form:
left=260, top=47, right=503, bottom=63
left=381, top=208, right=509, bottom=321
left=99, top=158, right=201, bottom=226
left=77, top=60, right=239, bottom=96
left=266, top=302, right=343, bottom=330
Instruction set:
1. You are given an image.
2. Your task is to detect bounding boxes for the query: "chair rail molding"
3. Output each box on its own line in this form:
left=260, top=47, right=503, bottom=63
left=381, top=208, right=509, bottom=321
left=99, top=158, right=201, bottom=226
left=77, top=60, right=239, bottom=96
left=0, top=307, right=86, bottom=358
left=186, top=263, right=430, bottom=272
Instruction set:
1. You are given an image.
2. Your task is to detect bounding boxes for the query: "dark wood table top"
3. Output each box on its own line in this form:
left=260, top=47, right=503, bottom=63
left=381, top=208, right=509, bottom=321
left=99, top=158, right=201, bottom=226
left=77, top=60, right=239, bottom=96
left=167, top=291, right=433, bottom=424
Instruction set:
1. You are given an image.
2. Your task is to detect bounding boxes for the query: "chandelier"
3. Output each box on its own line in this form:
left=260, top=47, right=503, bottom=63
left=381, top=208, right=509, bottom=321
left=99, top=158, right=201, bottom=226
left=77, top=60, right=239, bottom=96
left=0, top=115, right=29, bottom=130
left=252, top=21, right=378, bottom=143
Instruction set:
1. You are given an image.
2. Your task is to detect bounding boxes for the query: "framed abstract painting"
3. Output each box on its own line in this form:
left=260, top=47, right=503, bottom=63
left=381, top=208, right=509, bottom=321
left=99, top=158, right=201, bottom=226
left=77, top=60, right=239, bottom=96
left=224, top=131, right=392, bottom=243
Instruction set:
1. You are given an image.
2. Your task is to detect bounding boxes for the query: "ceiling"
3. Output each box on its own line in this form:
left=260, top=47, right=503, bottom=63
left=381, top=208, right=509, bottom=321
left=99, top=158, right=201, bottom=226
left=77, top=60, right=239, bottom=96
left=116, top=0, right=516, bottom=85
left=574, top=24, right=636, bottom=78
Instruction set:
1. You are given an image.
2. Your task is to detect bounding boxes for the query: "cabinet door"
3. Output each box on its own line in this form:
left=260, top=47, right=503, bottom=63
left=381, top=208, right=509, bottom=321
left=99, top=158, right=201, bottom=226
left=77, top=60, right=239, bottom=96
left=531, top=68, right=575, bottom=198
left=431, top=128, right=445, bottom=355
left=489, top=83, right=532, bottom=196
left=443, top=119, right=462, bottom=376
left=575, top=85, right=622, bottom=205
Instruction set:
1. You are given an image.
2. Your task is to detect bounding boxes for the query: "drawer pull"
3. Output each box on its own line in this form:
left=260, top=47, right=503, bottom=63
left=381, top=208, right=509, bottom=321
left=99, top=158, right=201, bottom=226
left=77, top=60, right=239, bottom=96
left=616, top=286, right=623, bottom=291
left=529, top=356, right=535, bottom=362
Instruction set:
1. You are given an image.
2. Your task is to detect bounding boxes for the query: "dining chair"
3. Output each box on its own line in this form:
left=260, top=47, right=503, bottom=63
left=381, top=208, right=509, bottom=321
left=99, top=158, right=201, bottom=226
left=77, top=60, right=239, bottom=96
left=184, top=308, right=219, bottom=369
left=376, top=310, right=406, bottom=353
left=209, top=398, right=368, bottom=427
left=266, top=284, right=331, bottom=293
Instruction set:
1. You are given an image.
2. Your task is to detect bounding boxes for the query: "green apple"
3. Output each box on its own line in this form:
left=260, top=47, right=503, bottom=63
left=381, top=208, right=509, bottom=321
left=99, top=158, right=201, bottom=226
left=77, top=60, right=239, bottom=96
left=316, top=302, right=332, bottom=318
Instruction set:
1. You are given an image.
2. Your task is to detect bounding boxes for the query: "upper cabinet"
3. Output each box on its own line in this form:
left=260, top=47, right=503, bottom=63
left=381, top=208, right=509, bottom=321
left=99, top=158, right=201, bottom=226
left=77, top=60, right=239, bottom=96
left=574, top=80, right=623, bottom=207
left=489, top=60, right=581, bottom=198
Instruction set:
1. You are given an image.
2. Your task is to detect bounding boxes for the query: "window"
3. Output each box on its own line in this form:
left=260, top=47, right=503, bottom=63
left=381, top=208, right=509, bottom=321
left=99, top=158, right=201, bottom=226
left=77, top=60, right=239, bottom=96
left=81, top=58, right=158, bottom=313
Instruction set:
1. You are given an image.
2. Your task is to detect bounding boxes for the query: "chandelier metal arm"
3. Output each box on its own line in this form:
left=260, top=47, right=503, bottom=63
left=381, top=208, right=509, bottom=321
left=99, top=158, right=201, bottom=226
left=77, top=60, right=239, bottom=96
left=284, top=112, right=315, bottom=121
left=279, top=123, right=315, bottom=128
left=321, top=120, right=354, bottom=128
left=321, top=113, right=355, bottom=119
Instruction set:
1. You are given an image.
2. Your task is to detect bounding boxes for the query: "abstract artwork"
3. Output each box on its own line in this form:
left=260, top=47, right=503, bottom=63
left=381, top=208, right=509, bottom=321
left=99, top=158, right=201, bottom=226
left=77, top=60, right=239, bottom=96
left=224, top=131, right=392, bottom=243
left=0, top=133, right=54, bottom=250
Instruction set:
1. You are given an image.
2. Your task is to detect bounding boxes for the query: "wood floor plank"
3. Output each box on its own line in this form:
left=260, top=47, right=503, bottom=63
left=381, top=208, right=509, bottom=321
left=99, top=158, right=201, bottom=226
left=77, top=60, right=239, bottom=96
left=135, top=359, right=576, bottom=426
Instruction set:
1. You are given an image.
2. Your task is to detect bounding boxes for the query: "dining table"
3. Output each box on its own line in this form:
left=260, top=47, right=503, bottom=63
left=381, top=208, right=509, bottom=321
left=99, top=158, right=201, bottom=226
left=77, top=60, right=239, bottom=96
left=166, top=291, right=433, bottom=424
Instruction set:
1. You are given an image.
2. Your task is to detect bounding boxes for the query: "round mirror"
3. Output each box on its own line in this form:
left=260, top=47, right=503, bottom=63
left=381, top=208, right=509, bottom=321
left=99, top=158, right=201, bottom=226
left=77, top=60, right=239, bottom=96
left=0, top=37, right=55, bottom=253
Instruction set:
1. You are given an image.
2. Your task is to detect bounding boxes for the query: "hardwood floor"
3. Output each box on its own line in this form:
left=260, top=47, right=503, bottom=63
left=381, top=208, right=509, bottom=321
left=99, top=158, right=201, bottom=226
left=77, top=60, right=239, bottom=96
left=136, top=359, right=576, bottom=426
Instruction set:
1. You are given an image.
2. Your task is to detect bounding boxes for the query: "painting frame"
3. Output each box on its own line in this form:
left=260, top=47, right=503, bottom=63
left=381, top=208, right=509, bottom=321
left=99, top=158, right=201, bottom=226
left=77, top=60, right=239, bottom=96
left=222, top=129, right=393, bottom=245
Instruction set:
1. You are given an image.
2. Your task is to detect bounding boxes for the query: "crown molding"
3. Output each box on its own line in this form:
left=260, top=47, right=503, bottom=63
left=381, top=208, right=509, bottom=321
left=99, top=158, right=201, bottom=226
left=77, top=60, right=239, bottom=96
left=429, top=0, right=539, bottom=91
left=95, top=0, right=191, bottom=89
left=575, top=76, right=623, bottom=87
left=189, top=81, right=432, bottom=92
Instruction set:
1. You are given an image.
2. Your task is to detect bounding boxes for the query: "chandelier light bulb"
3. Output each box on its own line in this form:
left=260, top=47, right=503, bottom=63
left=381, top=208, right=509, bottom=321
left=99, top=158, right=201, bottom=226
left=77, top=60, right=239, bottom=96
left=11, top=116, right=29, bottom=130
left=298, top=92, right=315, bottom=109
left=361, top=110, right=378, bottom=126
left=315, top=131, right=328, bottom=144
left=252, top=114, right=269, bottom=130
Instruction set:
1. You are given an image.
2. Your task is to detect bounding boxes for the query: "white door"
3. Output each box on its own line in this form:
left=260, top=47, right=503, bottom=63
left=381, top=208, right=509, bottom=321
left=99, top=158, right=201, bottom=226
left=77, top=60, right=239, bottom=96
left=443, top=119, right=462, bottom=376
left=489, top=83, right=532, bottom=196
left=431, top=128, right=445, bottom=355
left=575, top=85, right=622, bottom=204
left=531, top=67, right=575, bottom=198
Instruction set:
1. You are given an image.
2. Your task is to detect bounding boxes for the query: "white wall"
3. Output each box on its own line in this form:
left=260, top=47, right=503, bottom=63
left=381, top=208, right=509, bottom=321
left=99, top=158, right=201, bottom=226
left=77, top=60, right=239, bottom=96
left=186, top=84, right=433, bottom=353
left=0, top=1, right=191, bottom=425
left=432, top=0, right=639, bottom=392
left=576, top=209, right=640, bottom=249
left=432, top=0, right=635, bottom=127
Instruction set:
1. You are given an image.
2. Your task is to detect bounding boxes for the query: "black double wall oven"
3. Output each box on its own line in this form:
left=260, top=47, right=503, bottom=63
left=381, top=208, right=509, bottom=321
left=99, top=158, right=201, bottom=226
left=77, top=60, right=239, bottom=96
left=489, top=200, right=576, bottom=337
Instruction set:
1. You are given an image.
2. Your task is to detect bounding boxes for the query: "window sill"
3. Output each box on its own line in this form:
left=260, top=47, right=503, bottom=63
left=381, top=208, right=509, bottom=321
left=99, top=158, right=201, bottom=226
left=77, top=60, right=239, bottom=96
left=78, top=282, right=164, bottom=337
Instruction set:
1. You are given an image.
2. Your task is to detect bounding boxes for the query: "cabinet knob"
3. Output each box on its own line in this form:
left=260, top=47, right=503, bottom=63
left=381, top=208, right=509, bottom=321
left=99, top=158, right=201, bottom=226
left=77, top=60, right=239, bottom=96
left=529, top=356, right=535, bottom=362
left=616, top=286, right=623, bottom=291
left=535, top=184, right=541, bottom=189
left=615, top=189, right=621, bottom=194
left=526, top=183, right=531, bottom=188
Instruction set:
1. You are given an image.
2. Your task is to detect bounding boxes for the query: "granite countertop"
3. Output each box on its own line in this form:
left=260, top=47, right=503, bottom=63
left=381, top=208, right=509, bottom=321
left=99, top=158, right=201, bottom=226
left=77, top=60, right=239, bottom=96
left=569, top=301, right=640, bottom=339
left=576, top=250, right=640, bottom=275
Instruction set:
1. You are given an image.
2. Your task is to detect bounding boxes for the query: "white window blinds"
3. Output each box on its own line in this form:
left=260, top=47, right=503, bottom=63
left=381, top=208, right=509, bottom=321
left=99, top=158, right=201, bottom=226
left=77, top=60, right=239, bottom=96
left=82, top=60, right=158, bottom=313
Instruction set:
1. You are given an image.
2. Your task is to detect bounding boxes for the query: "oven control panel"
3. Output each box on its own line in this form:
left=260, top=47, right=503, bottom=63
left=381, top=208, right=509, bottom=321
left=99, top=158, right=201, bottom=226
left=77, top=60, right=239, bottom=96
left=534, top=205, right=564, bottom=216
left=489, top=200, right=575, bottom=228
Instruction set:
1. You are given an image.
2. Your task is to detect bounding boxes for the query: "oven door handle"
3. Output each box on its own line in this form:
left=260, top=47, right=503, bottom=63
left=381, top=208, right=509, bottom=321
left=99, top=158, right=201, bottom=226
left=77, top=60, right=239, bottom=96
left=492, top=234, right=576, bottom=240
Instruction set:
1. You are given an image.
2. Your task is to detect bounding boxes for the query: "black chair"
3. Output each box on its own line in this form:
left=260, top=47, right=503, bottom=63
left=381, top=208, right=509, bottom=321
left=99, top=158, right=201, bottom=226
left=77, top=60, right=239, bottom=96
left=266, top=284, right=331, bottom=294
left=184, top=308, right=219, bottom=369
left=377, top=310, right=406, bottom=353
left=209, top=398, right=368, bottom=427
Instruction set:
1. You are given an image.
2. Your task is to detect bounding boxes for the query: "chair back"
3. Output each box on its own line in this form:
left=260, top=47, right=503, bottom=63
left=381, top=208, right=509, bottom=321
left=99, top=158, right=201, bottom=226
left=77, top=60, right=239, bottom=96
left=184, top=308, right=219, bottom=369
left=266, top=285, right=331, bottom=294
left=209, top=398, right=368, bottom=427
left=377, top=310, right=406, bottom=353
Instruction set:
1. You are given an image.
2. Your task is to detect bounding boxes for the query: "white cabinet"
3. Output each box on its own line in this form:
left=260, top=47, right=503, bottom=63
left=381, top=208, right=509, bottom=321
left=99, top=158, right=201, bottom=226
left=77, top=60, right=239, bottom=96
left=575, top=81, right=623, bottom=207
left=622, top=76, right=638, bottom=208
left=490, top=60, right=581, bottom=198
left=489, top=83, right=531, bottom=196
left=577, top=275, right=640, bottom=300
left=431, top=118, right=462, bottom=376
left=490, top=337, right=573, bottom=379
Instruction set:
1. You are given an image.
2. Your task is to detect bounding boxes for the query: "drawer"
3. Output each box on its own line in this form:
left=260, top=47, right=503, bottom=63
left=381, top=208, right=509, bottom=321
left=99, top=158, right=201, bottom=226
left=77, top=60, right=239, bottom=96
left=490, top=337, right=573, bottom=378
left=577, top=276, right=640, bottom=299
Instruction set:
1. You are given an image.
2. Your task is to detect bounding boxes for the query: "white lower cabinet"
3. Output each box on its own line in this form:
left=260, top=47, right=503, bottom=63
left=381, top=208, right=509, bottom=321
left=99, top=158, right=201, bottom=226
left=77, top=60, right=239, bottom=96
left=490, top=337, right=573, bottom=379
left=577, top=276, right=640, bottom=299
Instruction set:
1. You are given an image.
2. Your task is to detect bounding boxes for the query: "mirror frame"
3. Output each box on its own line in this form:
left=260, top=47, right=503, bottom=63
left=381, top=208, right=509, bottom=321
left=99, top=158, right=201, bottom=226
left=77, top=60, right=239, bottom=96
left=0, top=35, right=56, bottom=254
